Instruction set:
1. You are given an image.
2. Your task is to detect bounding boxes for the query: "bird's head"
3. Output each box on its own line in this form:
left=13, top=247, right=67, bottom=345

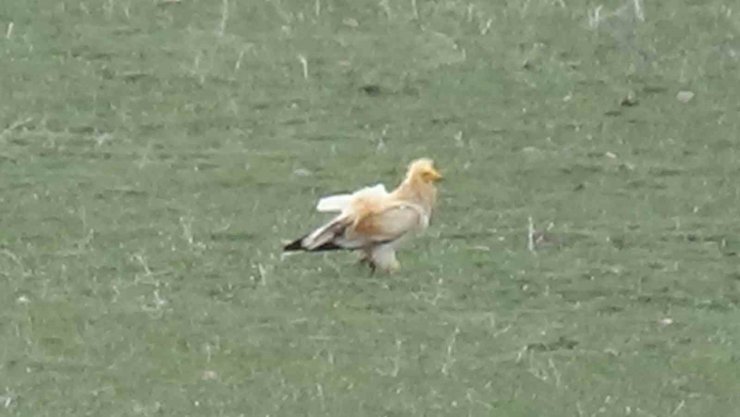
left=406, top=158, right=443, bottom=184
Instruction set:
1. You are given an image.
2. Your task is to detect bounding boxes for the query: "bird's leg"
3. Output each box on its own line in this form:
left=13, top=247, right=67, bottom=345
left=369, top=244, right=400, bottom=274
left=358, top=255, right=377, bottom=274
left=357, top=249, right=372, bottom=266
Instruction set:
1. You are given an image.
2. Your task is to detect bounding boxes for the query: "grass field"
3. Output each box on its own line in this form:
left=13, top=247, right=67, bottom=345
left=2, top=0, right=740, bottom=415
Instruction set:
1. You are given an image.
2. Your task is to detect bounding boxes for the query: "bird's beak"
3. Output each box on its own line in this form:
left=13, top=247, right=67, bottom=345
left=429, top=168, right=443, bottom=182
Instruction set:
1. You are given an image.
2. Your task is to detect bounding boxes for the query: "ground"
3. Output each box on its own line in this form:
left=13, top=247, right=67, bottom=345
left=1, top=0, right=739, bottom=415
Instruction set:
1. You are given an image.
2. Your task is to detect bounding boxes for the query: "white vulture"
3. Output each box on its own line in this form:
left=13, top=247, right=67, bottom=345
left=283, top=158, right=442, bottom=272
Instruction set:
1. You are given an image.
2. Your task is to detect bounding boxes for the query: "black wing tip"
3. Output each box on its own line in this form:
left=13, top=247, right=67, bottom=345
left=283, top=239, right=345, bottom=252
left=312, top=242, right=344, bottom=252
left=283, top=238, right=305, bottom=252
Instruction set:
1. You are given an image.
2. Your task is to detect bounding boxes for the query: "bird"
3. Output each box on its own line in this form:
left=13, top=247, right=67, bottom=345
left=283, top=158, right=442, bottom=273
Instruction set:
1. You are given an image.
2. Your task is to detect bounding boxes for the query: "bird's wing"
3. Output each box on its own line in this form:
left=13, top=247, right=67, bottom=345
left=287, top=201, right=425, bottom=252
left=288, top=186, right=426, bottom=252
left=316, top=183, right=388, bottom=213
left=345, top=201, right=427, bottom=244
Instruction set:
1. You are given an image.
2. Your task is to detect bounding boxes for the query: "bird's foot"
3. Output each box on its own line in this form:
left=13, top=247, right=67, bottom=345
left=357, top=256, right=377, bottom=274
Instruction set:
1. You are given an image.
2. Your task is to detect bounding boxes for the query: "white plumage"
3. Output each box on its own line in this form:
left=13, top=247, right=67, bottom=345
left=316, top=184, right=388, bottom=213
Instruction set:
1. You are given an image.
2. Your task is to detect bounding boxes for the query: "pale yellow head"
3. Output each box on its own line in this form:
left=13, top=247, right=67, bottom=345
left=406, top=158, right=443, bottom=184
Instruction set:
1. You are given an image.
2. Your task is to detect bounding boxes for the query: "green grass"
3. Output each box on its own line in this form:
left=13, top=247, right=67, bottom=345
left=2, top=0, right=740, bottom=415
